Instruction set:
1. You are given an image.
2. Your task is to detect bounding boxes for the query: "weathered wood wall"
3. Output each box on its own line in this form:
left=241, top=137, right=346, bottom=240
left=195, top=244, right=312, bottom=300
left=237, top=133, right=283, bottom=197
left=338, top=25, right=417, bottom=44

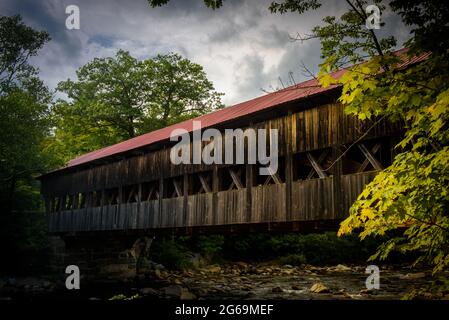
left=48, top=170, right=378, bottom=233
left=41, top=103, right=399, bottom=196
left=43, top=101, right=401, bottom=233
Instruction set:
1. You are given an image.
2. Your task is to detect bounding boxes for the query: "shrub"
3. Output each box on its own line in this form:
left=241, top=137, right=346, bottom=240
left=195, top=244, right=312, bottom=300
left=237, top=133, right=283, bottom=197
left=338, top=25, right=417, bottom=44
left=149, top=231, right=404, bottom=269
left=195, top=235, right=224, bottom=260
left=278, top=254, right=307, bottom=266
left=149, top=239, right=192, bottom=270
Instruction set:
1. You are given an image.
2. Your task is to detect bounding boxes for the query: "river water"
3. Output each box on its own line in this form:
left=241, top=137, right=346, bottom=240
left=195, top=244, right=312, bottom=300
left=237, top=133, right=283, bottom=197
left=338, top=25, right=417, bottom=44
left=0, top=263, right=444, bottom=300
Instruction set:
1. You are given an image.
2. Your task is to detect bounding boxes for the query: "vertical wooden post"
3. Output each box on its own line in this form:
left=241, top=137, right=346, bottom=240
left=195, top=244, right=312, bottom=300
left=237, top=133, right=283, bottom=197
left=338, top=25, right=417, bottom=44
left=390, top=135, right=401, bottom=161
left=70, top=193, right=75, bottom=232
left=183, top=173, right=188, bottom=228
left=117, top=186, right=125, bottom=230
left=61, top=195, right=67, bottom=211
left=137, top=183, right=142, bottom=229
left=138, top=183, right=142, bottom=204
left=333, top=104, right=344, bottom=219
left=212, top=166, right=219, bottom=225
left=100, top=190, right=105, bottom=231
left=246, top=164, right=253, bottom=223
left=285, top=111, right=293, bottom=221
left=44, top=196, right=50, bottom=231
left=49, top=197, right=54, bottom=213
left=72, top=194, right=77, bottom=210
left=44, top=196, right=50, bottom=214
left=246, top=122, right=254, bottom=223
left=84, top=192, right=90, bottom=232
left=158, top=176, right=164, bottom=228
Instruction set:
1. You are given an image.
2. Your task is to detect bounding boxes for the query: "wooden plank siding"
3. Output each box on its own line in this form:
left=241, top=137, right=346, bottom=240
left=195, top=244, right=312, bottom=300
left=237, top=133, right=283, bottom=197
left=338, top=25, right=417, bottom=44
left=47, top=171, right=378, bottom=233
left=341, top=171, right=379, bottom=219
left=251, top=184, right=286, bottom=223
left=291, top=178, right=334, bottom=221
left=41, top=103, right=398, bottom=197
left=43, top=101, right=400, bottom=233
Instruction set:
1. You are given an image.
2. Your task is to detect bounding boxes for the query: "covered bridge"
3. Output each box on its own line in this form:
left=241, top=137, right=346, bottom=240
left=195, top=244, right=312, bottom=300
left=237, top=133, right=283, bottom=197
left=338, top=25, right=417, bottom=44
left=40, top=50, right=425, bottom=236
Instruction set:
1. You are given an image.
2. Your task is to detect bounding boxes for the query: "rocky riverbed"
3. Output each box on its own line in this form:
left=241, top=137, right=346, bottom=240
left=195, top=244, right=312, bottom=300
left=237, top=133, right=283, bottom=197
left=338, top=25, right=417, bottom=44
left=0, top=263, right=445, bottom=300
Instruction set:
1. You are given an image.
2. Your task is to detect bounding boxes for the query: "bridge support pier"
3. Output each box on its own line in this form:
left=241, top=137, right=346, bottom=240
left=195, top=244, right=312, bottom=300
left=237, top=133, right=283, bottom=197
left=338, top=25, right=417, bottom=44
left=48, top=234, right=155, bottom=283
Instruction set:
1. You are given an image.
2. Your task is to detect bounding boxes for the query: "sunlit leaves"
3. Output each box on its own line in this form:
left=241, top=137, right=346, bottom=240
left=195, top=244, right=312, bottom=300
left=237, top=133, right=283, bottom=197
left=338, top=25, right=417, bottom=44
left=314, top=8, right=449, bottom=275
left=263, top=0, right=449, bottom=291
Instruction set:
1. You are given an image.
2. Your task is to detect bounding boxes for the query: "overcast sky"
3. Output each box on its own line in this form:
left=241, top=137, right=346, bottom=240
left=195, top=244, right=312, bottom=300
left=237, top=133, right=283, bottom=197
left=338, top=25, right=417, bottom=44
left=1, top=0, right=411, bottom=106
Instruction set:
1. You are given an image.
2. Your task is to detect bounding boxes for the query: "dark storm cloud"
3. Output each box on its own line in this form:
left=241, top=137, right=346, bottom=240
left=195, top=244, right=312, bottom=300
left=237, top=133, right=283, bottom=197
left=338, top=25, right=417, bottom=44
left=1, top=0, right=83, bottom=59
left=0, top=0, right=412, bottom=106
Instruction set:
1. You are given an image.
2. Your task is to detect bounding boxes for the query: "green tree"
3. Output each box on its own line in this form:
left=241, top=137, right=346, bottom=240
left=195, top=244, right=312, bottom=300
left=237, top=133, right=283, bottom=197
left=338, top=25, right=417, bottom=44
left=51, top=50, right=223, bottom=163
left=0, top=15, right=51, bottom=215
left=270, top=0, right=449, bottom=285
left=149, top=0, right=224, bottom=10
left=0, top=15, right=50, bottom=93
left=0, top=15, right=52, bottom=274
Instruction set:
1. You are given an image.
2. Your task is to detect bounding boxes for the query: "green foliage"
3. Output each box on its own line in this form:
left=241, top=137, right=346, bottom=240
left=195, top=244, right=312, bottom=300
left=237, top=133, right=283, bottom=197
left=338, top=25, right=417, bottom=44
left=278, top=254, right=307, bottom=266
left=278, top=0, right=449, bottom=275
left=150, top=238, right=193, bottom=270
left=149, top=0, right=223, bottom=10
left=0, top=15, right=53, bottom=275
left=195, top=235, right=225, bottom=260
left=0, top=15, right=53, bottom=211
left=269, top=0, right=321, bottom=14
left=202, top=232, right=384, bottom=265
left=109, top=293, right=141, bottom=301
left=0, top=15, right=50, bottom=93
left=390, top=0, right=449, bottom=57
left=267, top=232, right=383, bottom=265
left=49, top=50, right=223, bottom=164
left=224, top=234, right=273, bottom=259
left=258, top=0, right=449, bottom=279
left=149, top=232, right=408, bottom=268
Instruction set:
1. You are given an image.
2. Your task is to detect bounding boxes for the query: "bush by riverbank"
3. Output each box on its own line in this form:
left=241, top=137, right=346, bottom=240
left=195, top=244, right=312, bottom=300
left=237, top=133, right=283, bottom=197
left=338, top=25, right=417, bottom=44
left=149, top=231, right=413, bottom=270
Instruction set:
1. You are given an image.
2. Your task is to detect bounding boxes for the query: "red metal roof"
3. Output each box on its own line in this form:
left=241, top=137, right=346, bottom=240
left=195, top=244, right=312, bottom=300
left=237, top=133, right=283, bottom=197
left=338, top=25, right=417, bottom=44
left=64, top=48, right=429, bottom=169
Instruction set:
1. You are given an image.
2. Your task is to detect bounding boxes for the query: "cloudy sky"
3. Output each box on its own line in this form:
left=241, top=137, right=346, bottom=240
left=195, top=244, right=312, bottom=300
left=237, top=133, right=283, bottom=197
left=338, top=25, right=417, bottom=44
left=1, top=0, right=411, bottom=106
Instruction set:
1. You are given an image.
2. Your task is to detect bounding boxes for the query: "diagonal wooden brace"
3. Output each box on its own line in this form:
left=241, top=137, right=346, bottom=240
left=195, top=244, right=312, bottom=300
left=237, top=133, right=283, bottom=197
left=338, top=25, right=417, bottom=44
left=358, top=143, right=383, bottom=171
left=307, top=153, right=328, bottom=179
left=229, top=168, right=244, bottom=190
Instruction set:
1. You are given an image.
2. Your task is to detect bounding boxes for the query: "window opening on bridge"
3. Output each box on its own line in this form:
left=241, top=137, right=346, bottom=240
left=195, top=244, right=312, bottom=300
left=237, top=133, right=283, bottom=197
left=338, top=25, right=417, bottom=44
left=189, top=171, right=212, bottom=194
left=293, top=148, right=333, bottom=181
left=218, top=165, right=246, bottom=191
left=122, top=185, right=139, bottom=203
left=105, top=188, right=119, bottom=205
left=341, top=138, right=390, bottom=175
left=141, top=180, right=159, bottom=201
left=163, top=176, right=183, bottom=199
left=255, top=156, right=285, bottom=186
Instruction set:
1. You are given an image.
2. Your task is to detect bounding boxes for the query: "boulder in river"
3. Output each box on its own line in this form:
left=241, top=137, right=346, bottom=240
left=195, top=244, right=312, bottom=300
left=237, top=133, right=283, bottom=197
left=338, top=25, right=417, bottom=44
left=163, top=285, right=196, bottom=300
left=139, top=287, right=160, bottom=297
left=399, top=272, right=426, bottom=280
left=271, top=286, right=283, bottom=293
left=203, top=265, right=221, bottom=274
left=331, top=264, right=352, bottom=272
left=310, top=282, right=330, bottom=293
